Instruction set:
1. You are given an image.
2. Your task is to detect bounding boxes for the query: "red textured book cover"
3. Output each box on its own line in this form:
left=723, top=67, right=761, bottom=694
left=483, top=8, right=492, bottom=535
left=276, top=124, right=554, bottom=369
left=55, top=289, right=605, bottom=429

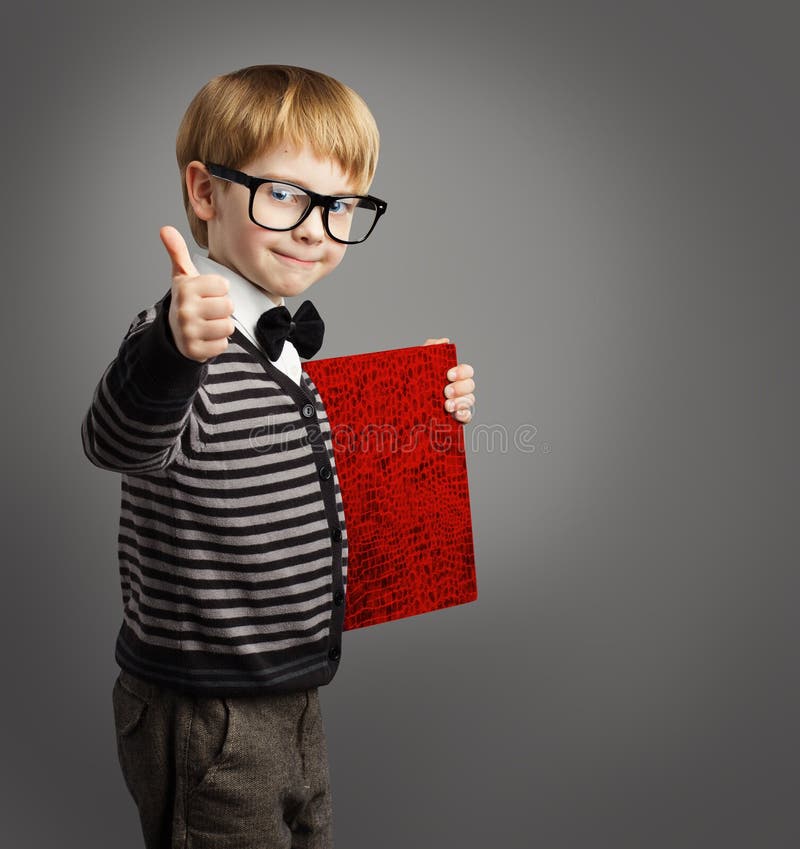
left=303, top=343, right=477, bottom=630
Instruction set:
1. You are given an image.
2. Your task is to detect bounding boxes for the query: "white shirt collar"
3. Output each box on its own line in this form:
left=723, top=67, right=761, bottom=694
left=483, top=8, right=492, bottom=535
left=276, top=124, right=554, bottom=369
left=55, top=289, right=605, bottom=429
left=193, top=254, right=303, bottom=385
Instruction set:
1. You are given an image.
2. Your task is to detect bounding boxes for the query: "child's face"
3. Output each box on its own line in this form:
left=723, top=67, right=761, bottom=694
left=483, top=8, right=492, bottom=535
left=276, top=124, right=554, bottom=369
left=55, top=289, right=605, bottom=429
left=206, top=145, right=355, bottom=302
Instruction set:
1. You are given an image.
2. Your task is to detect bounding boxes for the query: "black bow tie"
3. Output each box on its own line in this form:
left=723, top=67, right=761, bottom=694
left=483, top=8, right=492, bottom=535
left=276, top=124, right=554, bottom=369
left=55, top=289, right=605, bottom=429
left=255, top=300, right=325, bottom=361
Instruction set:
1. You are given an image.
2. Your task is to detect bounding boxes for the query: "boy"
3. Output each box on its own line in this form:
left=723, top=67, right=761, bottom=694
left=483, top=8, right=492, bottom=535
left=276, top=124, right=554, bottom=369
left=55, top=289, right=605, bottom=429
left=82, top=65, right=475, bottom=848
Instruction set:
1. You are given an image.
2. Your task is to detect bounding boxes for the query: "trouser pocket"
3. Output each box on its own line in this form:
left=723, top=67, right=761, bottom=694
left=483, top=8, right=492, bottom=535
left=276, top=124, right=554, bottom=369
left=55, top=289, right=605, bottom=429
left=186, top=695, right=237, bottom=795
left=112, top=671, right=151, bottom=804
left=111, top=670, right=176, bottom=849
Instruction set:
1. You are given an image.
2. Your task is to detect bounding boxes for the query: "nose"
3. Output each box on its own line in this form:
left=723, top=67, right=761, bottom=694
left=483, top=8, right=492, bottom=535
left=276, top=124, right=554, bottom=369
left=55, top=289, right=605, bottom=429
left=293, top=204, right=326, bottom=244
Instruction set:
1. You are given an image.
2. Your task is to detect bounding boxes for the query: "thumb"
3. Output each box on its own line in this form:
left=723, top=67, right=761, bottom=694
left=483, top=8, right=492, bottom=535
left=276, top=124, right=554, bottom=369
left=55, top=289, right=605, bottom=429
left=160, top=225, right=198, bottom=279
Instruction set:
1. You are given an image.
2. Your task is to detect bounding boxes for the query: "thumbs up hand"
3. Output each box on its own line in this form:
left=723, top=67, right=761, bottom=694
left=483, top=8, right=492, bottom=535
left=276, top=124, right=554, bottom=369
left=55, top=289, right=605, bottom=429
left=160, top=226, right=235, bottom=363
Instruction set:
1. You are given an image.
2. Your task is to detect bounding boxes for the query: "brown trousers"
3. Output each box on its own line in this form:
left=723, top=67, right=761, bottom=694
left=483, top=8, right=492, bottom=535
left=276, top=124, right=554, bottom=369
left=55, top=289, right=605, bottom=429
left=112, top=669, right=333, bottom=849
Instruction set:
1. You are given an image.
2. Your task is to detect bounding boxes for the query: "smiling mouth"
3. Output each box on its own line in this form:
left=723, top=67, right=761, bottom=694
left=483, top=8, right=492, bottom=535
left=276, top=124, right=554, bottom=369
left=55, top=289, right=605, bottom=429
left=272, top=250, right=317, bottom=266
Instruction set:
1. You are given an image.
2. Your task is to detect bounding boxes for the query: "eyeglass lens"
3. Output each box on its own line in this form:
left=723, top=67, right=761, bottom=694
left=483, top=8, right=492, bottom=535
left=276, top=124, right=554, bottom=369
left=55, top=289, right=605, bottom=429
left=252, top=181, right=379, bottom=242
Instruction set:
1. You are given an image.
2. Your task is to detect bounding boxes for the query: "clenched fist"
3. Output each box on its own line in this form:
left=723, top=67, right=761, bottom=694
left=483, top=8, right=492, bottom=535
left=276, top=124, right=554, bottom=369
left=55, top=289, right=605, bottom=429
left=160, top=226, right=235, bottom=363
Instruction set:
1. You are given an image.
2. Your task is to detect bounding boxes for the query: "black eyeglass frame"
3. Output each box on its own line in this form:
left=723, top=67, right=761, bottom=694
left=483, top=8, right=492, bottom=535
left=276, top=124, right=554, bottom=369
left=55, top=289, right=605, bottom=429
left=205, top=162, right=387, bottom=245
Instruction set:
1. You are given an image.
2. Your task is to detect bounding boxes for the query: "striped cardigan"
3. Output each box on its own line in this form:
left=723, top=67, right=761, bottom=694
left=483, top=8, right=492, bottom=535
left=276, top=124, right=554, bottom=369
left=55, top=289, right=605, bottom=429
left=82, top=292, right=347, bottom=695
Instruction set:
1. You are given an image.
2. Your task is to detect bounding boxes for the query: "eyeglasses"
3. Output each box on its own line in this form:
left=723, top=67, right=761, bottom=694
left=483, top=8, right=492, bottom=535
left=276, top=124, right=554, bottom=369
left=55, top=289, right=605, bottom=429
left=206, top=163, right=387, bottom=245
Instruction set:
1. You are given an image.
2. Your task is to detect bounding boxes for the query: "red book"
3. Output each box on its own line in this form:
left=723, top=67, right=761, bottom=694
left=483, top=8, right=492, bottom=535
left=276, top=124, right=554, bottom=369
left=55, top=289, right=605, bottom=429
left=304, top=343, right=477, bottom=630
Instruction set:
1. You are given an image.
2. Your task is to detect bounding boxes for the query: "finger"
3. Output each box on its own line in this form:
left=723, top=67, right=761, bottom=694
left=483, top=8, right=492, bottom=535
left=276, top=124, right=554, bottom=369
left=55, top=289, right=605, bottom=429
left=197, top=318, right=237, bottom=341
left=446, top=393, right=475, bottom=413
left=447, top=363, right=474, bottom=381
left=180, top=334, right=229, bottom=363
left=196, top=294, right=234, bottom=319
left=424, top=337, right=450, bottom=346
left=193, top=275, right=230, bottom=298
left=205, top=337, right=230, bottom=358
left=160, top=225, right=199, bottom=279
left=445, top=377, right=475, bottom=398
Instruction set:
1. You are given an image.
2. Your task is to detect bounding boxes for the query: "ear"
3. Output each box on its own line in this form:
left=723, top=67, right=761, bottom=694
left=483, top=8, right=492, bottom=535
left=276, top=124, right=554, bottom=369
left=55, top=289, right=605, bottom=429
left=185, top=160, right=216, bottom=222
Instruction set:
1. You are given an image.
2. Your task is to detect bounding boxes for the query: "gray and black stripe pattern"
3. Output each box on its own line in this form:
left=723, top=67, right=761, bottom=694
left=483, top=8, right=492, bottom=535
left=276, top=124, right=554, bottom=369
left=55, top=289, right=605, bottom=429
left=82, top=293, right=347, bottom=695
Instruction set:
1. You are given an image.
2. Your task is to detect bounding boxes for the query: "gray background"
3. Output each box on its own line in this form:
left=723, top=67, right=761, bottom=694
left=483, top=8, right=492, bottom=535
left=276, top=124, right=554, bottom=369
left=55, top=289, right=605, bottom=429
left=2, top=0, right=798, bottom=847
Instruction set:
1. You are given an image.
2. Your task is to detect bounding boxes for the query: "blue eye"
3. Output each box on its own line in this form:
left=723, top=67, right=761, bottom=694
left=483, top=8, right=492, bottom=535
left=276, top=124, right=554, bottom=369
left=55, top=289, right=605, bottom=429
left=329, top=199, right=352, bottom=215
left=264, top=182, right=302, bottom=204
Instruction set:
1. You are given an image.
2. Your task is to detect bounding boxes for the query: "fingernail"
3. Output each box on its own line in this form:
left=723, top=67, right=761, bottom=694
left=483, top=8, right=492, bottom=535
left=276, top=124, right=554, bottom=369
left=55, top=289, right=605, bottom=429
left=446, top=400, right=455, bottom=412
left=448, top=368, right=458, bottom=381
left=445, top=386, right=454, bottom=397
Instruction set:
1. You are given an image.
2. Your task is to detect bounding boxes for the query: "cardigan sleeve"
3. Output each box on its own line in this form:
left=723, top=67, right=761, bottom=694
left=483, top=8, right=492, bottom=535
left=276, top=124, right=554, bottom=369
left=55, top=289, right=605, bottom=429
left=81, top=291, right=209, bottom=473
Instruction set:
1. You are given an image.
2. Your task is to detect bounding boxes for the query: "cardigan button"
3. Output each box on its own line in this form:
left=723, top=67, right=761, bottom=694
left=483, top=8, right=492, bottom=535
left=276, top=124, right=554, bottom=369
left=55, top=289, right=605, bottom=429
left=331, top=527, right=342, bottom=541
left=302, top=403, right=315, bottom=418
left=333, top=590, right=345, bottom=606
left=329, top=645, right=341, bottom=661
left=319, top=465, right=332, bottom=480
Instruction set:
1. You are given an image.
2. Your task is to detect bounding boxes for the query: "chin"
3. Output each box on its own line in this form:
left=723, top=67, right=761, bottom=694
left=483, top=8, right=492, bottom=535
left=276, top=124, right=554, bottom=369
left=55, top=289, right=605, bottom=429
left=283, top=282, right=316, bottom=298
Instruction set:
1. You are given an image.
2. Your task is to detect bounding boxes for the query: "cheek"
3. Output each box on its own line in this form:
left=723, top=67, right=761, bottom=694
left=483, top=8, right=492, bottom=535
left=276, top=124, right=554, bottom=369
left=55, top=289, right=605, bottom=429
left=328, top=244, right=348, bottom=269
left=238, top=225, right=275, bottom=255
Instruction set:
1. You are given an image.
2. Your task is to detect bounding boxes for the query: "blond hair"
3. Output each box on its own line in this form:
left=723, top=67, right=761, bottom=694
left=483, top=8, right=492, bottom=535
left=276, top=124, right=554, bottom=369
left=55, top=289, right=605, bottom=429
left=176, top=65, right=381, bottom=247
